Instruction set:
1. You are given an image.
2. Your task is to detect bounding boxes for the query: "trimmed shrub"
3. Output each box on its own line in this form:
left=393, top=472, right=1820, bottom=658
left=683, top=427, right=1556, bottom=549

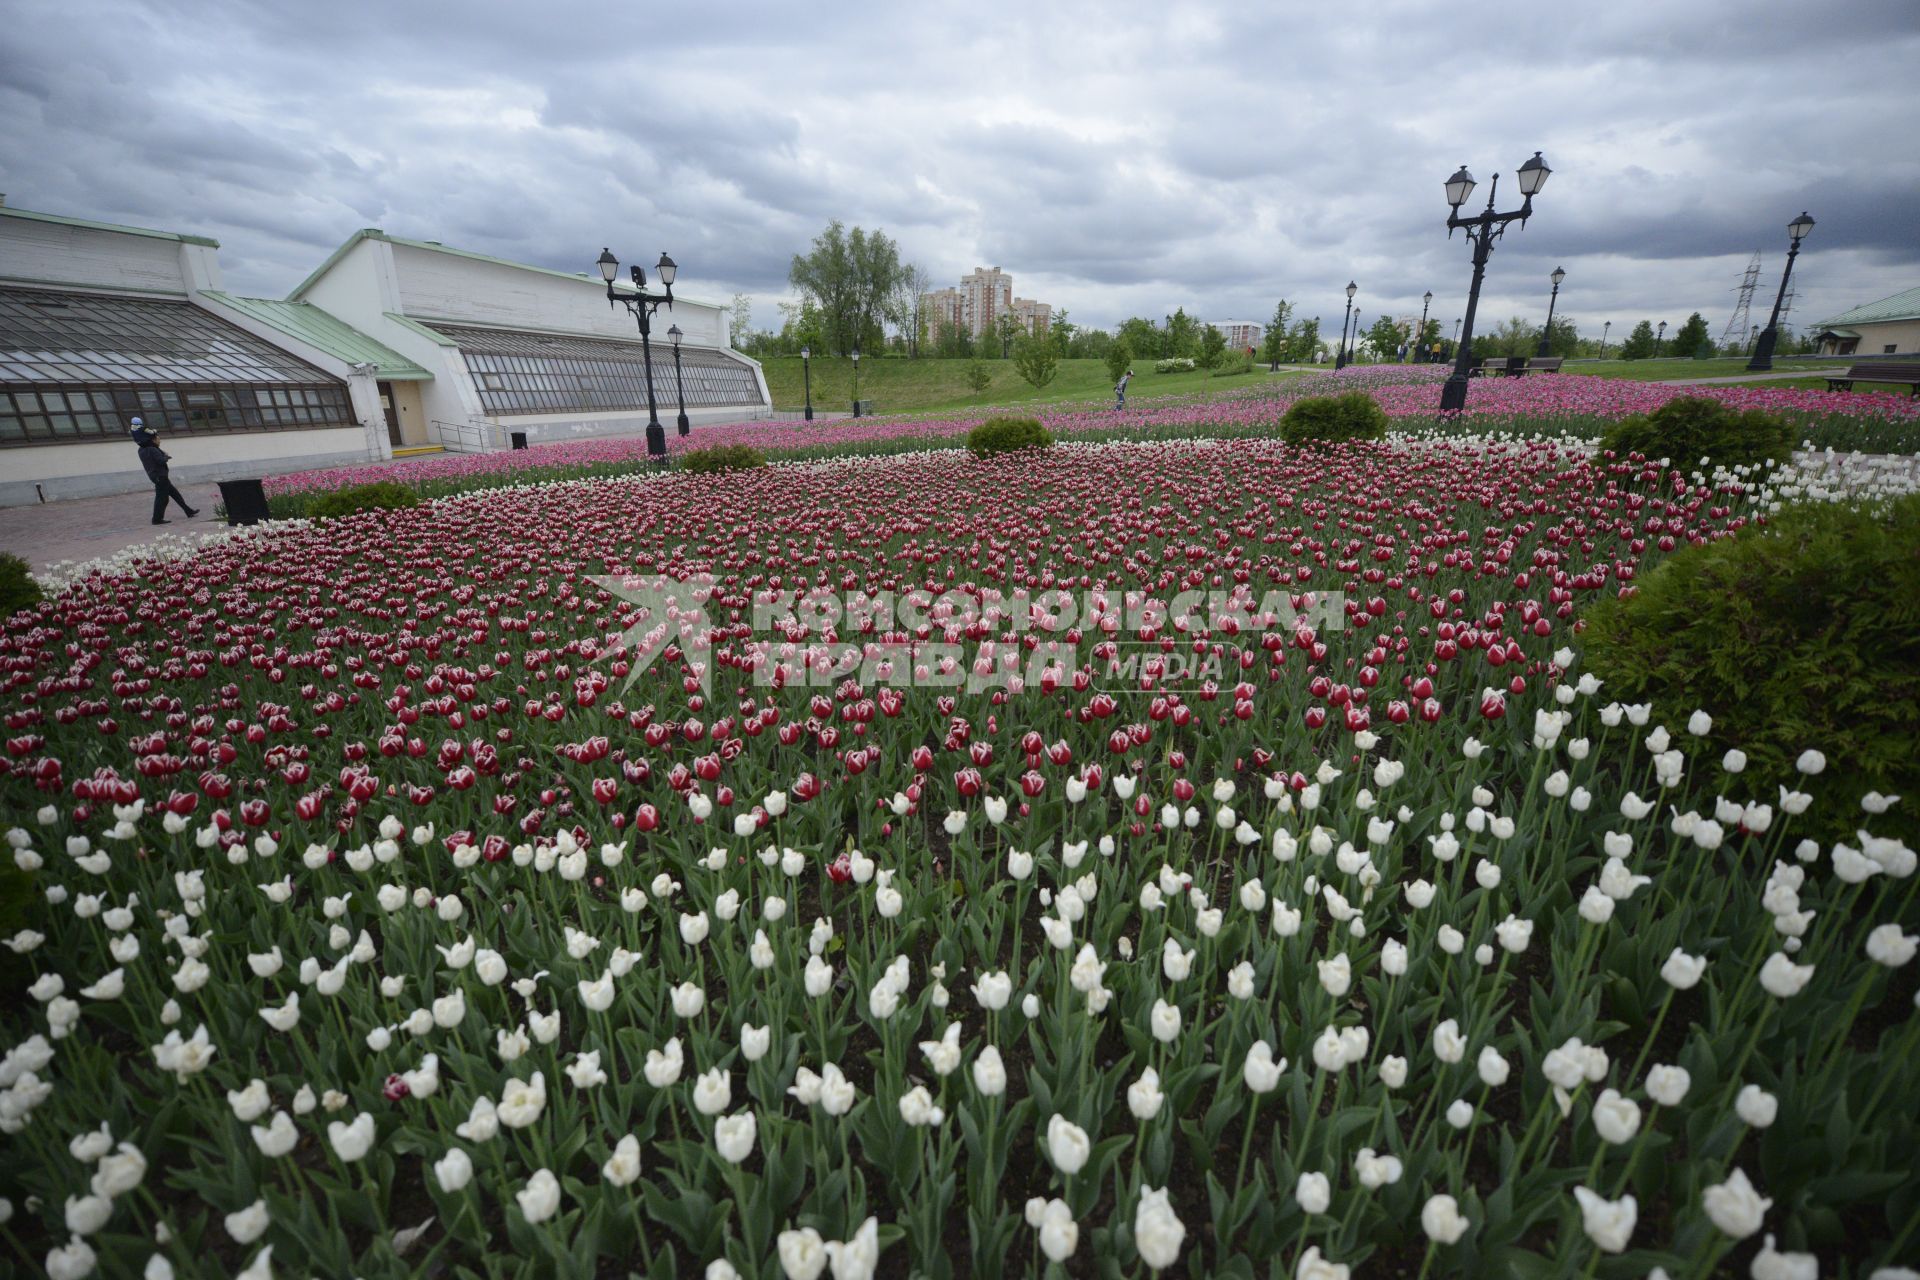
left=304, top=481, right=422, bottom=520
left=0, top=552, right=43, bottom=618
left=967, top=417, right=1053, bottom=460
left=1154, top=357, right=1197, bottom=374
left=1280, top=392, right=1389, bottom=446
left=1585, top=493, right=1920, bottom=845
left=1211, top=351, right=1255, bottom=378
left=680, top=444, right=768, bottom=475
left=1599, top=396, right=1795, bottom=476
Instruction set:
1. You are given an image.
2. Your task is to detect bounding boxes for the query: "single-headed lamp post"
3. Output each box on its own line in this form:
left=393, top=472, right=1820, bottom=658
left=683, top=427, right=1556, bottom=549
left=667, top=324, right=690, bottom=437
left=1336, top=282, right=1357, bottom=369
left=1601, top=320, right=1611, bottom=357
left=1749, top=323, right=1760, bottom=355
left=851, top=345, right=861, bottom=418
left=597, top=248, right=676, bottom=460
left=1438, top=151, right=1552, bottom=414
left=1748, top=212, right=1814, bottom=371
left=1655, top=320, right=1667, bottom=358
left=1412, top=290, right=1432, bottom=363
left=800, top=345, right=813, bottom=421
left=1537, top=266, right=1566, bottom=357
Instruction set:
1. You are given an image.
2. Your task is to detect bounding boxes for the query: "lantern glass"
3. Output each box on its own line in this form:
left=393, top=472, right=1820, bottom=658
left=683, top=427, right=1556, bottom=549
left=597, top=249, right=618, bottom=283
left=1345, top=281, right=1357, bottom=300
left=656, top=253, right=677, bottom=286
left=1788, top=212, right=1815, bottom=242
left=1515, top=151, right=1551, bottom=196
left=1444, top=165, right=1476, bottom=208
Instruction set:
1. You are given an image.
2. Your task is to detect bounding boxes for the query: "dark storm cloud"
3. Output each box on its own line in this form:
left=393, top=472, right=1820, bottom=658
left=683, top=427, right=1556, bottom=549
left=1, top=0, right=1915, bottom=336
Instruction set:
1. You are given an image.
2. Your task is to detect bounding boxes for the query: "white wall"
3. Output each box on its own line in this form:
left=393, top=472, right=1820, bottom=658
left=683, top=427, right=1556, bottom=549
left=391, top=243, right=729, bottom=347
left=1, top=428, right=370, bottom=505
left=0, top=216, right=218, bottom=296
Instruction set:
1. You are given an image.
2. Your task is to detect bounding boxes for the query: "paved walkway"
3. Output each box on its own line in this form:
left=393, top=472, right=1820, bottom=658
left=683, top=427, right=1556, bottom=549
left=0, top=481, right=231, bottom=576
left=1653, top=369, right=1819, bottom=386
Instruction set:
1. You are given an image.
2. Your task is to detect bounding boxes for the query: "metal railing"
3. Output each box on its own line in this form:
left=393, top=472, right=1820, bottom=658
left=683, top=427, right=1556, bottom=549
left=428, top=419, right=500, bottom=452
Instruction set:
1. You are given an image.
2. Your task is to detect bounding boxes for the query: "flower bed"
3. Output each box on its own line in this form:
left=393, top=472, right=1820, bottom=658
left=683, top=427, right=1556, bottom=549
left=2, top=437, right=1917, bottom=1278
left=262, top=368, right=1920, bottom=514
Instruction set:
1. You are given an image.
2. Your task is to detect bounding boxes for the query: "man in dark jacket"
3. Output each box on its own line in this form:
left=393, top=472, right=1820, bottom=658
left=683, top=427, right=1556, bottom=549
left=131, top=417, right=197, bottom=524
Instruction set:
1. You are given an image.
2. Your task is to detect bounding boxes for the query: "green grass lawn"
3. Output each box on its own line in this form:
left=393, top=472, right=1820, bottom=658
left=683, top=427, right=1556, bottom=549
left=1699, top=375, right=1920, bottom=395
left=755, top=356, right=1302, bottom=415
left=1555, top=357, right=1845, bottom=381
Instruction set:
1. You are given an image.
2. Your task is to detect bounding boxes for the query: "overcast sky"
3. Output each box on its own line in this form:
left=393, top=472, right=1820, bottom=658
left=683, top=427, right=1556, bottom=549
left=3, top=0, right=1916, bottom=342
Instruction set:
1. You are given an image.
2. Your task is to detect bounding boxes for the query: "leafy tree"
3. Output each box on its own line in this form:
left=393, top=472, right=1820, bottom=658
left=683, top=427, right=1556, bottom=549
left=1669, top=312, right=1713, bottom=360
left=892, top=263, right=934, bottom=358
left=993, top=312, right=1021, bottom=359
left=1071, top=328, right=1113, bottom=360
left=727, top=294, right=753, bottom=348
left=1117, top=317, right=1163, bottom=360
left=788, top=221, right=907, bottom=356
left=1047, top=308, right=1076, bottom=359
left=1285, top=317, right=1321, bottom=364
left=777, top=299, right=827, bottom=355
left=1165, top=308, right=1200, bottom=358
left=1471, top=315, right=1539, bottom=359
left=1620, top=320, right=1657, bottom=361
left=1540, top=315, right=1580, bottom=358
left=1012, top=331, right=1059, bottom=390
left=965, top=358, right=993, bottom=395
left=1260, top=300, right=1293, bottom=369
left=1411, top=317, right=1443, bottom=361
left=1365, top=316, right=1409, bottom=363
left=1104, top=339, right=1133, bottom=384
left=1199, top=325, right=1227, bottom=368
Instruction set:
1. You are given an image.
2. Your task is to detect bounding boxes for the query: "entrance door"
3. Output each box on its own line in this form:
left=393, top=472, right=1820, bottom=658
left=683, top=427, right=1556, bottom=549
left=378, top=382, right=402, bottom=447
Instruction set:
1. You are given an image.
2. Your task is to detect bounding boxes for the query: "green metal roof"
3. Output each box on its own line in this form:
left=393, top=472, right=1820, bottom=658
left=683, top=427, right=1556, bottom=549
left=199, top=292, right=433, bottom=380
left=0, top=204, right=219, bottom=248
left=1811, top=286, right=1920, bottom=329
left=382, top=312, right=459, bottom=347
left=289, top=228, right=724, bottom=309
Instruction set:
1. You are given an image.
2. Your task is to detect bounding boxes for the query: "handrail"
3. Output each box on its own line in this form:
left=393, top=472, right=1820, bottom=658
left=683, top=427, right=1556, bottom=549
left=428, top=418, right=499, bottom=452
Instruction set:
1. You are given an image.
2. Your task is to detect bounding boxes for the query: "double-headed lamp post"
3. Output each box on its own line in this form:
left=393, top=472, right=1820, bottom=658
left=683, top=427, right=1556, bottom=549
left=1438, top=151, right=1552, bottom=414
left=666, top=324, right=690, bottom=437
left=1537, top=266, right=1566, bottom=357
left=1336, top=282, right=1357, bottom=369
left=597, top=248, right=676, bottom=460
left=1748, top=212, right=1815, bottom=371
left=851, top=345, right=861, bottom=418
left=800, top=346, right=814, bottom=421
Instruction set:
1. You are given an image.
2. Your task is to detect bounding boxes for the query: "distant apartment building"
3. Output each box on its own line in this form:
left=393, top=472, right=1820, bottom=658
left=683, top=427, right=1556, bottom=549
left=1207, top=319, right=1264, bottom=351
left=922, top=267, right=1052, bottom=341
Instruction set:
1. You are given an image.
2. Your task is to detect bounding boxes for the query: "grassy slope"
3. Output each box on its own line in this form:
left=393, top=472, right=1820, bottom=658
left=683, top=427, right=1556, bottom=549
left=755, top=356, right=1300, bottom=415
left=1557, top=357, right=1823, bottom=381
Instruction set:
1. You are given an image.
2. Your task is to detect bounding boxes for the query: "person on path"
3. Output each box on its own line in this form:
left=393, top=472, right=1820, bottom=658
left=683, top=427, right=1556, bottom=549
left=1114, top=368, right=1134, bottom=412
left=131, top=418, right=197, bottom=525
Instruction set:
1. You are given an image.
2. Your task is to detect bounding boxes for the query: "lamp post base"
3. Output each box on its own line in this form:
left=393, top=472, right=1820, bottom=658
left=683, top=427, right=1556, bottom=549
left=676, top=414, right=690, bottom=436
left=1438, top=375, right=1469, bottom=415
left=852, top=402, right=861, bottom=419
left=645, top=422, right=667, bottom=460
left=804, top=407, right=813, bottom=422
left=1746, top=328, right=1779, bottom=372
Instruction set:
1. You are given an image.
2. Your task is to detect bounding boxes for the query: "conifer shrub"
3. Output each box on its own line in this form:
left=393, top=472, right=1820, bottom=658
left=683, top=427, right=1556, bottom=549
left=0, top=552, right=43, bottom=618
left=304, top=481, right=423, bottom=520
left=966, top=417, right=1053, bottom=460
left=680, top=445, right=767, bottom=475
left=1279, top=392, right=1389, bottom=446
left=1599, top=396, right=1795, bottom=476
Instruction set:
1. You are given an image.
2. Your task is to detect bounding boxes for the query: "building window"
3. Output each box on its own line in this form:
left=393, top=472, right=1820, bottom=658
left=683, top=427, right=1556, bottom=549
left=432, top=323, right=764, bottom=417
left=1885, top=344, right=1899, bottom=355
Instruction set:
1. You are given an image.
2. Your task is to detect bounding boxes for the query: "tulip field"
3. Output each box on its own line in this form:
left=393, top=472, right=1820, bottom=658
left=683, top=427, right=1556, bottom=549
left=4, top=422, right=1920, bottom=1279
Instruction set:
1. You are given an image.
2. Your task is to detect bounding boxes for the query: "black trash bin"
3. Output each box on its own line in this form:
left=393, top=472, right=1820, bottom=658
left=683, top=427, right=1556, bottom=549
left=510, top=431, right=528, bottom=450
left=218, top=478, right=270, bottom=526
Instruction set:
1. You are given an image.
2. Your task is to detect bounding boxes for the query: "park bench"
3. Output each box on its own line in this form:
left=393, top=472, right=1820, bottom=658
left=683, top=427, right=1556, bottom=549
left=1472, top=356, right=1525, bottom=377
left=1516, top=357, right=1563, bottom=375
left=1824, top=362, right=1920, bottom=396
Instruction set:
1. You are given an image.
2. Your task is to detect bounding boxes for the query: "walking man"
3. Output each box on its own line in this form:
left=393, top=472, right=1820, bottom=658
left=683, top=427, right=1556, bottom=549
left=1114, top=367, right=1134, bottom=412
left=132, top=418, right=197, bottom=525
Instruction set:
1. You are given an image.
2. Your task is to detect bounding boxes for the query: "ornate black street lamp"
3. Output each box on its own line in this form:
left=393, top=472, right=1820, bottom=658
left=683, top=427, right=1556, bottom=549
left=1437, top=151, right=1552, bottom=414
left=1748, top=324, right=1760, bottom=355
left=1748, top=212, right=1815, bottom=371
left=1336, top=282, right=1357, bottom=369
left=1411, top=290, right=1432, bottom=363
left=1655, top=320, right=1667, bottom=358
left=597, top=248, right=676, bottom=460
left=1452, top=318, right=1461, bottom=359
left=667, top=324, right=690, bottom=437
left=1536, top=266, right=1566, bottom=357
left=800, top=345, right=814, bottom=421
left=851, top=345, right=862, bottom=418
left=1601, top=320, right=1611, bottom=357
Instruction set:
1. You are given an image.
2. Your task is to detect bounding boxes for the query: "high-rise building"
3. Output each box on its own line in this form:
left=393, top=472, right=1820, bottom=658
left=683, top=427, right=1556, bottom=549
left=922, top=268, right=1052, bottom=342
left=1207, top=320, right=1264, bottom=350
left=921, top=287, right=964, bottom=341
left=1011, top=297, right=1052, bottom=335
left=962, top=266, right=1013, bottom=338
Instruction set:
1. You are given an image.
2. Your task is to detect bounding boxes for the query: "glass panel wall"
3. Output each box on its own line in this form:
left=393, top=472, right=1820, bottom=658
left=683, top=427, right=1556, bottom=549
left=432, top=323, right=763, bottom=417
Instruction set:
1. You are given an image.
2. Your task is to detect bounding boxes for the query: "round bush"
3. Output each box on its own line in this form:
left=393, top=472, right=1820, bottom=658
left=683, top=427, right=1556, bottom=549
left=0, top=551, right=44, bottom=618
left=680, top=444, right=767, bottom=475
left=1599, top=396, right=1794, bottom=476
left=1280, top=391, right=1389, bottom=446
left=1584, top=493, right=1920, bottom=844
left=305, top=481, right=423, bottom=521
left=967, top=416, right=1054, bottom=460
